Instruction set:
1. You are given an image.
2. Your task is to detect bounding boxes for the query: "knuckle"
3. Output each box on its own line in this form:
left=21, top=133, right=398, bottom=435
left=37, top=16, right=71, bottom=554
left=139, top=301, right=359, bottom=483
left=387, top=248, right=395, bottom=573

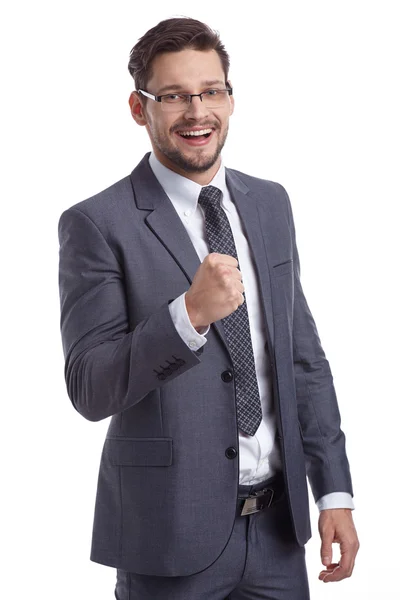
left=350, top=540, right=359, bottom=551
left=221, top=274, right=232, bottom=287
left=217, top=264, right=228, bottom=276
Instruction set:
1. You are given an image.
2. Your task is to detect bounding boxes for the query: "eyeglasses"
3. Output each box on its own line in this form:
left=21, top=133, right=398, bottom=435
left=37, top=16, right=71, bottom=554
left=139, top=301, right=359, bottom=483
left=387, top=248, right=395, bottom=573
left=138, top=86, right=233, bottom=112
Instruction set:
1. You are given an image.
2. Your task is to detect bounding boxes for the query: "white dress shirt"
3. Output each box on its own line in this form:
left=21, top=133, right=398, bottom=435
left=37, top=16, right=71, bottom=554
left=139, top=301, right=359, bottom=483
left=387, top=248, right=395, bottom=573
left=149, top=151, right=354, bottom=511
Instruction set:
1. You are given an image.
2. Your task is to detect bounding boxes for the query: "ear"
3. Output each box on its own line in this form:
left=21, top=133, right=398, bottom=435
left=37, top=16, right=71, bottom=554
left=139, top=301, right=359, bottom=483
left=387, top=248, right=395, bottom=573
left=129, top=91, right=147, bottom=126
left=227, top=80, right=235, bottom=116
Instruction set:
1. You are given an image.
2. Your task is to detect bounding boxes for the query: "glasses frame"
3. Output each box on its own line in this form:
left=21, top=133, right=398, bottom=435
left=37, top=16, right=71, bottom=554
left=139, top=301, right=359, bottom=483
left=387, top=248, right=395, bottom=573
left=138, top=85, right=233, bottom=106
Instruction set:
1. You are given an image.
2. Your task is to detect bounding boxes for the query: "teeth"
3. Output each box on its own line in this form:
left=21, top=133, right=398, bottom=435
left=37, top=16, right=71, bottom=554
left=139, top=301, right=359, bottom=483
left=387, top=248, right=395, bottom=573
left=179, top=129, right=212, bottom=137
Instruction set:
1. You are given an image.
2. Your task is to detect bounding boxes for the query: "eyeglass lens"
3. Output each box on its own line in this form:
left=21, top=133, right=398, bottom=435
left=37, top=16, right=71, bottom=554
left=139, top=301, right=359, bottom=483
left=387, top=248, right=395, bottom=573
left=161, top=91, right=230, bottom=111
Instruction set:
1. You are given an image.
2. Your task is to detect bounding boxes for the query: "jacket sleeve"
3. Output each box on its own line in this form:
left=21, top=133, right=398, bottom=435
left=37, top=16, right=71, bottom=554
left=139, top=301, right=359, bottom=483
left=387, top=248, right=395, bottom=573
left=281, top=186, right=354, bottom=502
left=58, top=207, right=202, bottom=422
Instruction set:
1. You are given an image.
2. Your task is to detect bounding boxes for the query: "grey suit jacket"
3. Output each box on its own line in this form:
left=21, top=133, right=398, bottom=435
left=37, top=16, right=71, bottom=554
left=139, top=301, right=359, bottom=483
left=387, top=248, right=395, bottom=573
left=58, top=152, right=353, bottom=576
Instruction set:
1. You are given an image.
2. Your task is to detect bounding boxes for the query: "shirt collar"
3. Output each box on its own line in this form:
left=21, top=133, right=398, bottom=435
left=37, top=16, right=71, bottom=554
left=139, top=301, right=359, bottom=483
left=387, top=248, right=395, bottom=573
left=149, top=151, right=228, bottom=214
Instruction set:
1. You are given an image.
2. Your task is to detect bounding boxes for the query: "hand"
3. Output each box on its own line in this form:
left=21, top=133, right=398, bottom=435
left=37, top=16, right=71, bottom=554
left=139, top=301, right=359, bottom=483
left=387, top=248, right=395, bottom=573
left=185, top=252, right=244, bottom=328
left=318, top=508, right=360, bottom=583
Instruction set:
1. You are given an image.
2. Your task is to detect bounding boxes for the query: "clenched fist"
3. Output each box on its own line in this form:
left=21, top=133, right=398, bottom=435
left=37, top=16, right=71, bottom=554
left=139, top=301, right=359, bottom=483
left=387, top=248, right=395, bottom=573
left=185, top=252, right=245, bottom=330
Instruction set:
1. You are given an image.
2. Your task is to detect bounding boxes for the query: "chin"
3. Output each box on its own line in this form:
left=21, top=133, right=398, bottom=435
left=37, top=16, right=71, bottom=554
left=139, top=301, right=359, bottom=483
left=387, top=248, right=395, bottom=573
left=161, top=147, right=220, bottom=174
left=180, top=156, right=220, bottom=173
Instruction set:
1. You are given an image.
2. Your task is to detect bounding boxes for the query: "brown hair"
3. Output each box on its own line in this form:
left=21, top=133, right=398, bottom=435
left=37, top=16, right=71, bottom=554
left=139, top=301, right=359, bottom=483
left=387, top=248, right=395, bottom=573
left=128, top=17, right=230, bottom=93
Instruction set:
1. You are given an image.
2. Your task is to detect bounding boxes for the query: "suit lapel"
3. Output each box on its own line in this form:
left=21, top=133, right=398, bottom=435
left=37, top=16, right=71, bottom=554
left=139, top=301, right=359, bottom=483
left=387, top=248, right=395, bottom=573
left=225, top=170, right=275, bottom=349
left=130, top=154, right=276, bottom=356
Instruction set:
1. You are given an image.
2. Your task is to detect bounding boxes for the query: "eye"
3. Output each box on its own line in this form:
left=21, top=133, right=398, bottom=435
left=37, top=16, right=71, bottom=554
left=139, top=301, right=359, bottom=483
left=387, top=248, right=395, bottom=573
left=164, top=94, right=181, bottom=101
left=204, top=89, right=219, bottom=96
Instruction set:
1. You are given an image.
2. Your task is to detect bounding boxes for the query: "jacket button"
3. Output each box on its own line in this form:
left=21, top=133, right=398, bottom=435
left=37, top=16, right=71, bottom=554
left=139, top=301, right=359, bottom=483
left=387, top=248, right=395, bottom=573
left=221, top=370, right=233, bottom=382
left=225, top=447, right=237, bottom=459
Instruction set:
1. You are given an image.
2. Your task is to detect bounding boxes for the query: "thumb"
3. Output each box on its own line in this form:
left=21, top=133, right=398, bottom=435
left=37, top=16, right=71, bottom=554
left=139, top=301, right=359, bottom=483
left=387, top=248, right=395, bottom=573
left=320, top=531, right=333, bottom=566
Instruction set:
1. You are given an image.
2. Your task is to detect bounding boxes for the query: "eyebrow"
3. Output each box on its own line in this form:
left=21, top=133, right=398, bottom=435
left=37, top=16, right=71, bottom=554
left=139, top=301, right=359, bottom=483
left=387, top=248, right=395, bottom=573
left=156, top=80, right=226, bottom=95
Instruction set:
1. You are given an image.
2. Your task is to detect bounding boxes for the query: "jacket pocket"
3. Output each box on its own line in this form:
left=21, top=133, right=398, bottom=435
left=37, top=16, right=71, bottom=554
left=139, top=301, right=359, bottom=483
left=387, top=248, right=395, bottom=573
left=104, top=437, right=173, bottom=466
left=272, top=259, right=293, bottom=277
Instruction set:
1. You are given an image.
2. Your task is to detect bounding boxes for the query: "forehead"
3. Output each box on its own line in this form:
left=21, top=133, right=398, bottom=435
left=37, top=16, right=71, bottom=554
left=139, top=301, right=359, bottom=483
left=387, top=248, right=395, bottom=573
left=147, top=49, right=225, bottom=91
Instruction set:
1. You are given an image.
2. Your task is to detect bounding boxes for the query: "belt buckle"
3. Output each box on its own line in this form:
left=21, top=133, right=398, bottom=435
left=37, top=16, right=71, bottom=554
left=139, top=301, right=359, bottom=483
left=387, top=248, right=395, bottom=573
left=240, top=487, right=274, bottom=516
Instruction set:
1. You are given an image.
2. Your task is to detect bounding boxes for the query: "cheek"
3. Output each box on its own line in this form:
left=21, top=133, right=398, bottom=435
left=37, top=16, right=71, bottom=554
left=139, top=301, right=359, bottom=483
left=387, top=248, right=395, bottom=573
left=220, top=113, right=231, bottom=131
left=146, top=112, right=170, bottom=133
left=153, top=118, right=174, bottom=138
left=220, top=106, right=232, bottom=123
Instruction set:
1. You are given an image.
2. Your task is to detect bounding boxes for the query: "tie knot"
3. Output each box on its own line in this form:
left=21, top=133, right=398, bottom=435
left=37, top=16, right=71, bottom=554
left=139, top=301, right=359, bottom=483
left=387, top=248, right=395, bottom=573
left=198, top=185, right=222, bottom=208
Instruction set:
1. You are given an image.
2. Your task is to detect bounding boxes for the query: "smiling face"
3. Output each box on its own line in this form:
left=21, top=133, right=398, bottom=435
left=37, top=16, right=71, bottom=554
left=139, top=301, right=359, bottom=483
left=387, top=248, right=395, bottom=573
left=129, top=48, right=234, bottom=184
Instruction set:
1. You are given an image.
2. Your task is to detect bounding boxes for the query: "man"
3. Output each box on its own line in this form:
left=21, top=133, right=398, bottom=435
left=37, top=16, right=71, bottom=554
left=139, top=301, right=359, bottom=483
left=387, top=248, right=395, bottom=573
left=58, top=17, right=359, bottom=600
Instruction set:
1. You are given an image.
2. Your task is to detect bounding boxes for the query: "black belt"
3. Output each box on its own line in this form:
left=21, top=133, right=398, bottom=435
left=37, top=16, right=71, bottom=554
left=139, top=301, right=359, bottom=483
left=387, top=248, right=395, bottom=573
left=236, top=475, right=285, bottom=517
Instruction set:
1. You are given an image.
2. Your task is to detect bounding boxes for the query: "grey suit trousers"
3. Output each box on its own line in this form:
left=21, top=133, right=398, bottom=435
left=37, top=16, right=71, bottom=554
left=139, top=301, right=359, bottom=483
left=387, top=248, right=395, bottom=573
left=114, top=475, right=310, bottom=600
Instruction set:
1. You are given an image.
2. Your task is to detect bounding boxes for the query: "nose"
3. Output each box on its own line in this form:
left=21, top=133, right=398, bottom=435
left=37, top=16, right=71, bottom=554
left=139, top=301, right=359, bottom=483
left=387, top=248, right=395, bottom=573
left=183, top=95, right=210, bottom=119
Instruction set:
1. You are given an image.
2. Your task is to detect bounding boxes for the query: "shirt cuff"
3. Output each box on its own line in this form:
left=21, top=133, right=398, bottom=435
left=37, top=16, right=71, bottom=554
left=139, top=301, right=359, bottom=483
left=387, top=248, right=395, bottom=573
left=316, top=492, right=355, bottom=511
left=168, top=293, right=209, bottom=351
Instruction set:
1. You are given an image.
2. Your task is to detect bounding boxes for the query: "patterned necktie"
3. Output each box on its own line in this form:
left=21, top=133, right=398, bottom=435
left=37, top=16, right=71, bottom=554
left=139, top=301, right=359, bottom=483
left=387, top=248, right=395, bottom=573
left=198, top=185, right=262, bottom=436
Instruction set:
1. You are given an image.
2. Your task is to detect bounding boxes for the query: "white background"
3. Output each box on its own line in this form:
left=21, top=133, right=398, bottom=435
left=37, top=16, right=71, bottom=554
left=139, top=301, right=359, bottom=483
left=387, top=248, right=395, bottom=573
left=1, top=1, right=399, bottom=598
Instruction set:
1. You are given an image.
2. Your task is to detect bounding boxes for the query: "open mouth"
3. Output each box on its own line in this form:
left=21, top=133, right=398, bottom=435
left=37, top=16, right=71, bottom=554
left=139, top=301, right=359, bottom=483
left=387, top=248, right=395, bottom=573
left=175, top=128, right=215, bottom=145
left=178, top=130, right=213, bottom=139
